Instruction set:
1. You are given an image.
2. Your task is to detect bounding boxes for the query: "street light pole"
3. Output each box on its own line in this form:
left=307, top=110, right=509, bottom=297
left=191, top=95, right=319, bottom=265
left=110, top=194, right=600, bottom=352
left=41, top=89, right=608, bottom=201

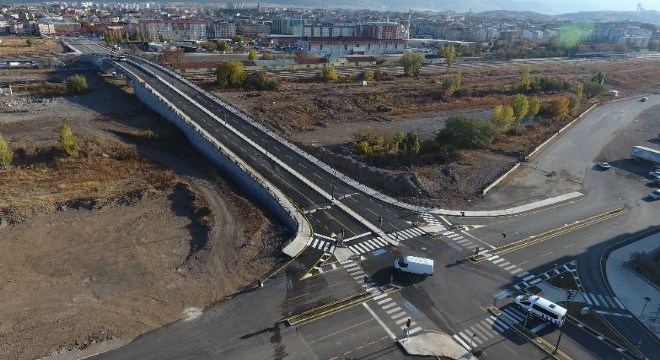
left=641, top=296, right=651, bottom=317
left=554, top=289, right=572, bottom=354
left=331, top=177, right=335, bottom=200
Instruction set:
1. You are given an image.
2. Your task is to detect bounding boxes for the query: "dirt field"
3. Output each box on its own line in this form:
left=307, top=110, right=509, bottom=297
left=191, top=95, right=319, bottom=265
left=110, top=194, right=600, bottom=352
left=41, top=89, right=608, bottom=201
left=0, top=68, right=284, bottom=360
left=0, top=37, right=63, bottom=57
left=214, top=56, right=660, bottom=207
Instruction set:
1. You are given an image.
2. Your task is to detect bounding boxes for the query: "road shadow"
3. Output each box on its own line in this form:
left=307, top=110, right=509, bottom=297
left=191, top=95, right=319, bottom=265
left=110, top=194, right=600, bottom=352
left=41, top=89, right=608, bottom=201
left=369, top=266, right=430, bottom=288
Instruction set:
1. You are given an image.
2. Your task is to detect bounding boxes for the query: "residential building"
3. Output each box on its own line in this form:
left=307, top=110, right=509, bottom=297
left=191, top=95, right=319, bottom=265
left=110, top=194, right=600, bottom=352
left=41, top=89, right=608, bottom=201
left=297, top=37, right=406, bottom=56
left=36, top=23, right=56, bottom=36
left=214, top=22, right=236, bottom=39
left=139, top=19, right=207, bottom=41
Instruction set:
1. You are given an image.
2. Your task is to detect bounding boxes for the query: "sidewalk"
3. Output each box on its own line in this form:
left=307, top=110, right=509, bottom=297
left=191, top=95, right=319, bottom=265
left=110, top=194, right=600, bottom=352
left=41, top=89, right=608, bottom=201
left=606, top=233, right=660, bottom=339
left=398, top=331, right=477, bottom=359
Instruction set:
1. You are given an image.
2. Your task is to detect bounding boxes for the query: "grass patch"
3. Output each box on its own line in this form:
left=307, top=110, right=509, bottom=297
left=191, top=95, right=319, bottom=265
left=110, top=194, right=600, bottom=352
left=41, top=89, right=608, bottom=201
left=625, top=247, right=660, bottom=287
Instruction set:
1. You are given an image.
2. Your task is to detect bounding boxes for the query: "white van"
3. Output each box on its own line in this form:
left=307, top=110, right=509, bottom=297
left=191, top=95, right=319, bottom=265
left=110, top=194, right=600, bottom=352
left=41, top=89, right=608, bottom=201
left=514, top=295, right=567, bottom=326
left=393, top=256, right=434, bottom=276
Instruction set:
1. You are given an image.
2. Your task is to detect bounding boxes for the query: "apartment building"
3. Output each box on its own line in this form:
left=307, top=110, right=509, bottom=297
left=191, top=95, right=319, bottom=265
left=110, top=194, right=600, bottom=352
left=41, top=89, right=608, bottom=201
left=138, top=19, right=207, bottom=41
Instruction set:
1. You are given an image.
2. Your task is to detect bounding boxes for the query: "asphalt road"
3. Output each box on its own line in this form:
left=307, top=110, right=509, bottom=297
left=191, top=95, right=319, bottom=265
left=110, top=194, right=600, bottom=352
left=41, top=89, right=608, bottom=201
left=61, top=39, right=659, bottom=359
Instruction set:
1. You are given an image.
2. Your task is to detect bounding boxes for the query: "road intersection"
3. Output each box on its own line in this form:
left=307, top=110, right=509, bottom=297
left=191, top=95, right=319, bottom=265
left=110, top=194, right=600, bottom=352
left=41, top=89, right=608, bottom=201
left=62, top=39, right=659, bottom=360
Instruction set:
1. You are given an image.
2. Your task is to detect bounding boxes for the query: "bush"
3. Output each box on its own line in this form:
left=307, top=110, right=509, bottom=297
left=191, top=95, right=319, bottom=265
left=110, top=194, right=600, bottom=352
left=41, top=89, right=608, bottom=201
left=322, top=67, right=338, bottom=82
left=583, top=82, right=606, bottom=99
left=527, top=76, right=571, bottom=93
left=436, top=115, right=499, bottom=149
left=243, top=71, right=279, bottom=90
left=65, top=74, right=88, bottom=94
left=59, top=124, right=78, bottom=156
left=0, top=132, right=12, bottom=166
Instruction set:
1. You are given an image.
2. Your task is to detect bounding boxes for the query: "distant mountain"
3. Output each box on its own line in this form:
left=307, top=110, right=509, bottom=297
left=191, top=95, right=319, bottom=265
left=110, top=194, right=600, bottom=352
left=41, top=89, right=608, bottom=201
left=237, top=0, right=651, bottom=15
left=557, top=10, right=660, bottom=24
left=477, top=9, right=660, bottom=24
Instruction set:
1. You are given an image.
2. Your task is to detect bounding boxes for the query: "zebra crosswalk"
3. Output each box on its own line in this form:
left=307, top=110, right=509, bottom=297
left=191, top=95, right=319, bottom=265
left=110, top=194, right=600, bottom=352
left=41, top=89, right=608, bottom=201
left=419, top=213, right=448, bottom=228
left=452, top=307, right=527, bottom=351
left=513, top=262, right=577, bottom=291
left=306, top=226, right=427, bottom=255
left=582, top=292, right=626, bottom=310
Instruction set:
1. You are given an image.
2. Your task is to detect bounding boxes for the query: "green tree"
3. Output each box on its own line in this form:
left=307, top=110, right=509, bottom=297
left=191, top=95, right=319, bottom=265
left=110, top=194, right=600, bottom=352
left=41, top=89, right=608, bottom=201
left=26, top=37, right=35, bottom=47
left=583, top=82, right=606, bottom=98
left=231, top=35, right=243, bottom=45
left=520, top=65, right=531, bottom=90
left=215, top=60, right=244, bottom=88
left=454, top=69, right=462, bottom=92
left=528, top=95, right=540, bottom=120
left=65, top=74, right=88, bottom=94
left=400, top=51, right=424, bottom=77
left=59, top=124, right=77, bottom=157
left=389, top=131, right=404, bottom=153
left=591, top=71, right=606, bottom=85
left=261, top=52, right=275, bottom=60
left=574, top=83, right=584, bottom=99
left=217, top=40, right=229, bottom=52
left=247, top=48, right=258, bottom=60
left=436, top=115, right=499, bottom=149
left=492, top=105, right=515, bottom=130
left=439, top=43, right=456, bottom=67
left=0, top=132, right=12, bottom=166
left=322, top=67, right=338, bottom=82
left=404, top=131, right=420, bottom=156
left=510, top=93, right=529, bottom=122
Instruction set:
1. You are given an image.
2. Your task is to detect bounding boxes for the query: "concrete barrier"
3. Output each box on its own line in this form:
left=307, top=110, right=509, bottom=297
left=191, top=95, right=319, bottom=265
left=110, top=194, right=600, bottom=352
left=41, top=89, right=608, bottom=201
left=119, top=65, right=312, bottom=257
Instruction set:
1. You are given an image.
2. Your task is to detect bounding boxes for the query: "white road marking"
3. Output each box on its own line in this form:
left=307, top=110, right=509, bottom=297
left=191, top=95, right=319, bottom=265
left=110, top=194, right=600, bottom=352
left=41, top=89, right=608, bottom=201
left=362, top=303, right=396, bottom=339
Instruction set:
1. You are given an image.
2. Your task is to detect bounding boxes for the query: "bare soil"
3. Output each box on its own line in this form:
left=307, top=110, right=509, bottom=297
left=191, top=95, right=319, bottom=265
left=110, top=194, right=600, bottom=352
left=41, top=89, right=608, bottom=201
left=0, top=68, right=284, bottom=360
left=0, top=37, right=63, bottom=57
left=212, top=56, right=660, bottom=207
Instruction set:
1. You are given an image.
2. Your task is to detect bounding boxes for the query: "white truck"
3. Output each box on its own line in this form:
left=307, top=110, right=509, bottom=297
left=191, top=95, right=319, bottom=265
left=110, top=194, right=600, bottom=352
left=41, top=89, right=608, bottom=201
left=631, top=146, right=660, bottom=164
left=393, top=256, right=434, bottom=275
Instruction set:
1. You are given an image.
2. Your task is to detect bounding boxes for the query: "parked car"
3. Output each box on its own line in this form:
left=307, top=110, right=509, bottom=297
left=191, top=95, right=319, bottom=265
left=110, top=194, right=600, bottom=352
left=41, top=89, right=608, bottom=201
left=649, top=189, right=660, bottom=200
left=598, top=161, right=611, bottom=170
left=649, top=171, right=660, bottom=179
left=641, top=96, right=648, bottom=102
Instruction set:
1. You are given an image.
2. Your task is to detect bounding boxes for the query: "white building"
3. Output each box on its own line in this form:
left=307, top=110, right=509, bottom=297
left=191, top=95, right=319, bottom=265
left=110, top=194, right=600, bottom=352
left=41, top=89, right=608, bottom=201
left=139, top=19, right=207, bottom=41
left=214, top=22, right=236, bottom=39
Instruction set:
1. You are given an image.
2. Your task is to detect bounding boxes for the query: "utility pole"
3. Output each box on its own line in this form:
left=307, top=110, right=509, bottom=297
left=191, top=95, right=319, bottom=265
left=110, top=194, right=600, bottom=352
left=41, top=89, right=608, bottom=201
left=554, top=289, right=573, bottom=353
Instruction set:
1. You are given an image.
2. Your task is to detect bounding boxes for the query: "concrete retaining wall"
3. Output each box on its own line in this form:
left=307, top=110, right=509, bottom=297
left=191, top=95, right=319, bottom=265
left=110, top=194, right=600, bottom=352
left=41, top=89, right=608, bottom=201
left=123, top=69, right=311, bottom=257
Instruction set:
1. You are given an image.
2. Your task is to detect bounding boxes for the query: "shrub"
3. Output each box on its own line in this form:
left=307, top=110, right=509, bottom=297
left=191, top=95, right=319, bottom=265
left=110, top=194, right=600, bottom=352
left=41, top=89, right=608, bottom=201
left=0, top=132, right=12, bottom=166
left=59, top=124, right=78, bottom=156
left=322, top=67, right=338, bottom=82
left=65, top=74, right=88, bottom=94
left=243, top=71, right=279, bottom=90
left=436, top=115, right=499, bottom=149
